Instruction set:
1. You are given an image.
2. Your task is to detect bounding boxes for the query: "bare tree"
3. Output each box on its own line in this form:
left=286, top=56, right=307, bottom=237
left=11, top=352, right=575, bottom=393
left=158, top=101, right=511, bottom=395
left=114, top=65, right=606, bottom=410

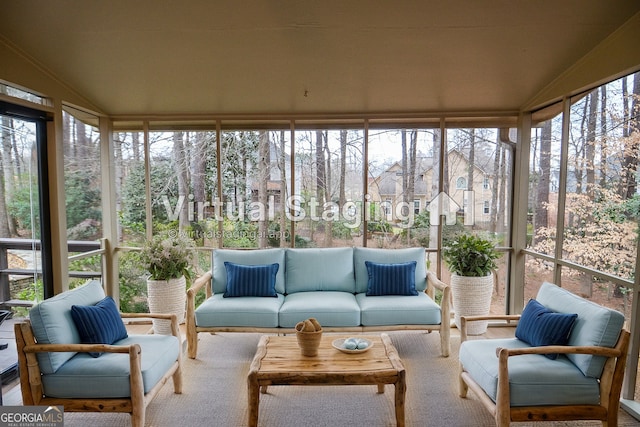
left=172, top=132, right=189, bottom=229
left=400, top=130, right=417, bottom=215
left=1, top=111, right=15, bottom=236
left=315, top=131, right=326, bottom=206
left=339, top=130, right=347, bottom=207
left=585, top=91, right=597, bottom=199
left=277, top=130, right=288, bottom=247
left=191, top=132, right=209, bottom=223
left=619, top=72, right=640, bottom=198
left=467, top=129, right=475, bottom=193
left=599, top=86, right=608, bottom=189
left=533, top=121, right=551, bottom=245
left=257, top=131, right=269, bottom=248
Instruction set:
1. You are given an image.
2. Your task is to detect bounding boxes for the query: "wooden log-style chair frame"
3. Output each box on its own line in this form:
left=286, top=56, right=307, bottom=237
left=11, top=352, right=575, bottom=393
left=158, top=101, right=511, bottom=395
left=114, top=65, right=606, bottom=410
left=14, top=313, right=183, bottom=427
left=459, top=314, right=630, bottom=427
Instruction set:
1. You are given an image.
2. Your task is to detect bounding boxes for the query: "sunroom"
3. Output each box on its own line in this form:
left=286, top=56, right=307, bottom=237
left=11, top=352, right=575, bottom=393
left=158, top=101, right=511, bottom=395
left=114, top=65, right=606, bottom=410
left=1, top=0, right=640, bottom=422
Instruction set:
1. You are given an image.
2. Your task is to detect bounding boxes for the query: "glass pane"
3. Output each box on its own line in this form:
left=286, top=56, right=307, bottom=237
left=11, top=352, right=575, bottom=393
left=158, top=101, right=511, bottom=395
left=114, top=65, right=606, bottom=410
left=294, top=129, right=364, bottom=247
left=442, top=127, right=514, bottom=315
left=0, top=82, right=47, bottom=105
left=562, top=79, right=637, bottom=282
left=528, top=107, right=562, bottom=255
left=148, top=130, right=218, bottom=243
left=0, top=112, right=43, bottom=308
left=114, top=128, right=147, bottom=312
left=62, top=109, right=102, bottom=287
left=114, top=130, right=146, bottom=245
left=218, top=129, right=290, bottom=248
left=367, top=128, right=436, bottom=249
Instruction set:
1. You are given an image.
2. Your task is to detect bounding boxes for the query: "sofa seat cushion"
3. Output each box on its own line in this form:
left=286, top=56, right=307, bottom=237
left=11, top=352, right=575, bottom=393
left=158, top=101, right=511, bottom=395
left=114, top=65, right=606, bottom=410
left=536, top=282, right=625, bottom=378
left=213, top=248, right=286, bottom=295
left=279, top=291, right=360, bottom=328
left=29, top=280, right=106, bottom=374
left=195, top=293, right=284, bottom=328
left=459, top=338, right=600, bottom=406
left=354, top=247, right=427, bottom=293
left=41, top=334, right=180, bottom=398
left=285, top=248, right=355, bottom=293
left=356, top=292, right=441, bottom=326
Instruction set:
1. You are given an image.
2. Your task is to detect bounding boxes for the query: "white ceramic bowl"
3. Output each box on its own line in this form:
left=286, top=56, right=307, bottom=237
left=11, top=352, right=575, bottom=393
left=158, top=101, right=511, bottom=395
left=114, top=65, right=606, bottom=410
left=332, top=338, right=373, bottom=354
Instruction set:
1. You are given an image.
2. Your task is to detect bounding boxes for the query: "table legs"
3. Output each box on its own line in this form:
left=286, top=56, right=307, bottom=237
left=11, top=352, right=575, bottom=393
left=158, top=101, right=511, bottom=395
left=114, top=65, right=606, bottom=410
left=247, top=380, right=406, bottom=427
left=247, top=374, right=259, bottom=427
left=395, top=372, right=407, bottom=427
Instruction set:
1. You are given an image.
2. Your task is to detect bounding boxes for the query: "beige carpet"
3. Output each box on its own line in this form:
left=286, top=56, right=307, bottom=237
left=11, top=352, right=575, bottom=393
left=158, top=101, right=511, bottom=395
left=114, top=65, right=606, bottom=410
left=58, top=331, right=636, bottom=427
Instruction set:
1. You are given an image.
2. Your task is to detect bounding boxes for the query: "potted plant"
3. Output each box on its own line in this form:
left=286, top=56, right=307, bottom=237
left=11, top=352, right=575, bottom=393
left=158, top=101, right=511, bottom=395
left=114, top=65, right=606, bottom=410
left=141, top=233, right=194, bottom=334
left=442, top=232, right=501, bottom=335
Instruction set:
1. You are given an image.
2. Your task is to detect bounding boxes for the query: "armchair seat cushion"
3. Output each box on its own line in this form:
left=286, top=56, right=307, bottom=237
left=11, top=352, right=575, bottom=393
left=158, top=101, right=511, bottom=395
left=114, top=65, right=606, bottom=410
left=356, top=292, right=441, bottom=326
left=278, top=291, right=360, bottom=327
left=41, top=334, right=180, bottom=398
left=459, top=338, right=600, bottom=406
left=195, top=293, right=284, bottom=328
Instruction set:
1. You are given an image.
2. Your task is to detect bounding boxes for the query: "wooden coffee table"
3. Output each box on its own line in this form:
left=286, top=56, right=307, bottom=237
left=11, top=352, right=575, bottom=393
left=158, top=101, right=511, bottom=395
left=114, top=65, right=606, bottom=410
left=247, top=333, right=406, bottom=427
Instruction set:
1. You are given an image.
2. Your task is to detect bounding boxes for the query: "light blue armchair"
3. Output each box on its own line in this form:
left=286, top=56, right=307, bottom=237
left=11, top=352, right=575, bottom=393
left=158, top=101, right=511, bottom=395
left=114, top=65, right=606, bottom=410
left=14, top=280, right=183, bottom=427
left=459, top=282, right=629, bottom=427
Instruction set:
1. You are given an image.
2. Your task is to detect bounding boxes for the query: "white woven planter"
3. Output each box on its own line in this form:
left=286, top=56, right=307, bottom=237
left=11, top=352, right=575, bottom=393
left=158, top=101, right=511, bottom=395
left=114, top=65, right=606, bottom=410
left=451, top=272, right=494, bottom=335
left=147, top=275, right=187, bottom=335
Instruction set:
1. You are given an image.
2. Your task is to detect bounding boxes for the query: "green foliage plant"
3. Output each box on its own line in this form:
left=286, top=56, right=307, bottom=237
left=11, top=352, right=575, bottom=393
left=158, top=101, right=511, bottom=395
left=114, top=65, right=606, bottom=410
left=141, top=233, right=194, bottom=281
left=442, top=232, right=501, bottom=277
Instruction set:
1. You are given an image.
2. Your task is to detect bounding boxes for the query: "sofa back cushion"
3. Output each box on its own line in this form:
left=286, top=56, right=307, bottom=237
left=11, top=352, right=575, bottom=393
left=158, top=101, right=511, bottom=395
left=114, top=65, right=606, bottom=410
left=354, top=247, right=427, bottom=294
left=536, top=281, right=625, bottom=378
left=29, top=280, right=106, bottom=374
left=212, top=249, right=286, bottom=294
left=286, top=247, right=355, bottom=293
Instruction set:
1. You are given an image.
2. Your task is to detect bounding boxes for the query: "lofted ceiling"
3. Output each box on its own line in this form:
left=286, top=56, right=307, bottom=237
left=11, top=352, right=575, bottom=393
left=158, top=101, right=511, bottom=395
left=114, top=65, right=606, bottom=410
left=1, top=1, right=640, bottom=117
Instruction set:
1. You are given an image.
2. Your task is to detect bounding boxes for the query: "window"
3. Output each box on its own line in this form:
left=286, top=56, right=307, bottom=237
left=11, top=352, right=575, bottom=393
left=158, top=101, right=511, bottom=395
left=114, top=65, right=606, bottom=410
left=456, top=177, right=467, bottom=189
left=483, top=200, right=490, bottom=214
left=0, top=101, right=51, bottom=301
left=525, top=72, right=637, bottom=328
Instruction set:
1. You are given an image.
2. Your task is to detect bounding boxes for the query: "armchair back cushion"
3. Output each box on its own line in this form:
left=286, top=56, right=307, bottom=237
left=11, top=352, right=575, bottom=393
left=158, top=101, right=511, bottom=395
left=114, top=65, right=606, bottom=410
left=212, top=248, right=285, bottom=295
left=354, top=247, right=427, bottom=293
left=285, top=247, right=355, bottom=293
left=29, top=280, right=106, bottom=374
left=536, top=281, right=625, bottom=377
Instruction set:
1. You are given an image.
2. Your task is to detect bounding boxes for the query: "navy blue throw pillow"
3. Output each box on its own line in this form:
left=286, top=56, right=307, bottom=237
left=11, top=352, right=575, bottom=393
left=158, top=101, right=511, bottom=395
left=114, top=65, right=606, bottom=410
left=515, top=298, right=578, bottom=360
left=223, top=262, right=279, bottom=297
left=365, top=261, right=418, bottom=296
left=70, top=296, right=128, bottom=357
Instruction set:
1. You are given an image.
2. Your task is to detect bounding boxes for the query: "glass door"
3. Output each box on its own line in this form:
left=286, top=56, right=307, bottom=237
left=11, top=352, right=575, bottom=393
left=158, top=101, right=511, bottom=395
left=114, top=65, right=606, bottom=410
left=0, top=100, right=51, bottom=307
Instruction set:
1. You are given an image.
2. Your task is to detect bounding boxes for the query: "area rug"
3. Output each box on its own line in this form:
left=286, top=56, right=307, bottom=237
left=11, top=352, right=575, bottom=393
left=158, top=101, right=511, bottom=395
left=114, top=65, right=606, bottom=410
left=61, top=331, right=636, bottom=427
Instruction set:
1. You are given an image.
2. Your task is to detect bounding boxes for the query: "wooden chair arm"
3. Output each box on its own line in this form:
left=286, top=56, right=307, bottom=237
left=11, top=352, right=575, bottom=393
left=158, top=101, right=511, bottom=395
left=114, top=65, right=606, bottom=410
left=460, top=314, right=521, bottom=342
left=462, top=314, right=521, bottom=323
left=427, top=271, right=448, bottom=292
left=186, top=271, right=212, bottom=358
left=23, top=342, right=141, bottom=355
left=120, top=312, right=181, bottom=338
left=121, top=312, right=176, bottom=321
left=426, top=271, right=450, bottom=310
left=496, top=344, right=623, bottom=358
left=188, top=270, right=212, bottom=299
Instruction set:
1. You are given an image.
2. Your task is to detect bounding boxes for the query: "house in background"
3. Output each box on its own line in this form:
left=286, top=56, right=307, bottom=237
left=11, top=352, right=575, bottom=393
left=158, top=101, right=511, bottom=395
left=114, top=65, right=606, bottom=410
left=367, top=148, right=507, bottom=230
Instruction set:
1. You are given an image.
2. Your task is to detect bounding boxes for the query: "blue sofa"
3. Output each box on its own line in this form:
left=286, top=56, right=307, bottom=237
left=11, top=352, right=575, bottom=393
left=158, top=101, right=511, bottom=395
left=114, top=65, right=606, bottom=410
left=15, top=280, right=183, bottom=427
left=458, top=282, right=629, bottom=426
left=186, top=247, right=451, bottom=358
